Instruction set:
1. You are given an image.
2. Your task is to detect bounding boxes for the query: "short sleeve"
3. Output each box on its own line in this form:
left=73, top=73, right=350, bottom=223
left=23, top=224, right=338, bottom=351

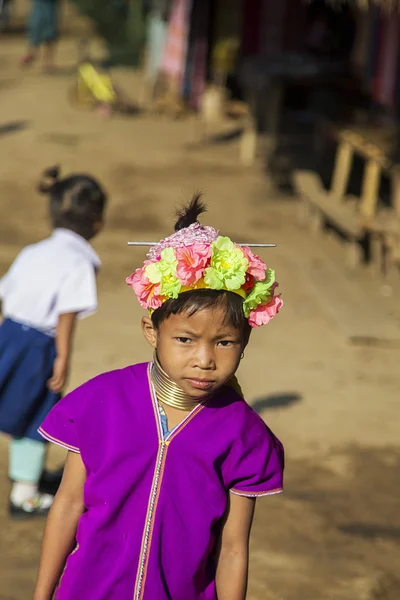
left=227, top=414, right=284, bottom=498
left=56, top=262, right=97, bottom=319
left=0, top=248, right=27, bottom=299
left=0, top=272, right=9, bottom=299
left=38, top=386, right=85, bottom=453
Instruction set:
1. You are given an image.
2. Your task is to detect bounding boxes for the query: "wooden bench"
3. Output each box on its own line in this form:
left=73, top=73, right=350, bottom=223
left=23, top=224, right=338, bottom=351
left=294, top=121, right=400, bottom=275
left=294, top=134, right=364, bottom=268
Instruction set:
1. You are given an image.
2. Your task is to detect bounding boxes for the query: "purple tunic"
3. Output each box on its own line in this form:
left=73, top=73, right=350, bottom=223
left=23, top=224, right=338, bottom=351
left=39, top=362, right=284, bottom=600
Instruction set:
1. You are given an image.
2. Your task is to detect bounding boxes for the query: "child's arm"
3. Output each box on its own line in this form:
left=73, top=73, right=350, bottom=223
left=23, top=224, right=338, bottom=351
left=34, top=451, right=86, bottom=600
left=216, top=494, right=256, bottom=600
left=47, top=312, right=77, bottom=393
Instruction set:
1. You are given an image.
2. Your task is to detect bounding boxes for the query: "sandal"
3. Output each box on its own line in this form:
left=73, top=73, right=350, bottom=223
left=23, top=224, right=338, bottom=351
left=9, top=493, right=54, bottom=520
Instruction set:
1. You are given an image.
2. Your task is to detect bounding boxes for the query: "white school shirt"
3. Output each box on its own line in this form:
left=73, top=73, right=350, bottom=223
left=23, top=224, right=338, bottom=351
left=0, top=229, right=101, bottom=336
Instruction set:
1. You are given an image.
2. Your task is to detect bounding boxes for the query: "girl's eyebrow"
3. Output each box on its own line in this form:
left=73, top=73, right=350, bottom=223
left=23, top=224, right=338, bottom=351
left=214, top=333, right=240, bottom=341
left=175, top=330, right=239, bottom=341
left=176, top=330, right=200, bottom=338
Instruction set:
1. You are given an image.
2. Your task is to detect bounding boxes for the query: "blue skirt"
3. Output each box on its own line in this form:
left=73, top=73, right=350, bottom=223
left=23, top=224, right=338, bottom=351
left=0, top=319, right=60, bottom=442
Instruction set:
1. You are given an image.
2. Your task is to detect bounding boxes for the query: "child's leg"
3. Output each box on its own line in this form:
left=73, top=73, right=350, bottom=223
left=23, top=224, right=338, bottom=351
left=20, top=45, right=39, bottom=67
left=43, top=41, right=56, bottom=72
left=9, top=438, right=54, bottom=515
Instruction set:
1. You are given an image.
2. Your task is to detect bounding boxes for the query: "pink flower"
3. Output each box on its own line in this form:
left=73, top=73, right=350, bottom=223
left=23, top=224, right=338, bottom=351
left=248, top=295, right=283, bottom=328
left=126, top=267, right=163, bottom=310
left=271, top=281, right=279, bottom=294
left=175, top=244, right=211, bottom=286
left=241, top=246, right=267, bottom=281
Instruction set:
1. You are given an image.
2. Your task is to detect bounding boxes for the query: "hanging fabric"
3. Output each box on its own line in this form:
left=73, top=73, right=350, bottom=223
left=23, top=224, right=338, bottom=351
left=161, top=0, right=193, bottom=91
left=241, top=0, right=263, bottom=56
left=379, top=12, right=399, bottom=108
left=372, top=9, right=385, bottom=103
left=260, top=0, right=288, bottom=57
left=394, top=12, right=400, bottom=120
left=364, top=4, right=380, bottom=89
left=146, top=12, right=169, bottom=83
left=183, top=0, right=211, bottom=108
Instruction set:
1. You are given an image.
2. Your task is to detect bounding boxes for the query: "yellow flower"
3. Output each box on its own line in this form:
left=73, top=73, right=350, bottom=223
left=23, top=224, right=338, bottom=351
left=204, top=237, right=248, bottom=291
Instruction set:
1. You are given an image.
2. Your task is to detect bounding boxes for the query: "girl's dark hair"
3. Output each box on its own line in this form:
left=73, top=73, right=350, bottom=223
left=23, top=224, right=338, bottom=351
left=151, top=194, right=251, bottom=339
left=174, top=192, right=205, bottom=231
left=38, top=165, right=107, bottom=240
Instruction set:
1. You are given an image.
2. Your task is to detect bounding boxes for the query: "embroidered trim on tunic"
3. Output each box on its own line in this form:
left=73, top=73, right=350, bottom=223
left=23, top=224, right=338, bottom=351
left=230, top=487, right=283, bottom=497
left=37, top=427, right=80, bottom=453
left=134, top=439, right=169, bottom=600
left=133, top=365, right=205, bottom=600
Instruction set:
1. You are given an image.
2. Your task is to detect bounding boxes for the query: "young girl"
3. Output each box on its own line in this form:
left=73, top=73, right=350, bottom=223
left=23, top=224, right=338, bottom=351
left=34, top=196, right=284, bottom=600
left=21, top=0, right=60, bottom=72
left=0, top=166, right=107, bottom=518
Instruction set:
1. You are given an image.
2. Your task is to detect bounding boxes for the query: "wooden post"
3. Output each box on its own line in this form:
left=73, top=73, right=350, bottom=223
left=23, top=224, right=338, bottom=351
left=391, top=166, right=400, bottom=217
left=240, top=86, right=258, bottom=166
left=370, top=232, right=384, bottom=276
left=360, top=159, right=381, bottom=220
left=330, top=141, right=354, bottom=201
left=240, top=114, right=257, bottom=166
left=264, top=80, right=283, bottom=158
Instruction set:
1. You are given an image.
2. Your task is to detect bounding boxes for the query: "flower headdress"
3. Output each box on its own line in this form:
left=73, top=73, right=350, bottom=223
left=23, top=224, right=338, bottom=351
left=126, top=196, right=283, bottom=328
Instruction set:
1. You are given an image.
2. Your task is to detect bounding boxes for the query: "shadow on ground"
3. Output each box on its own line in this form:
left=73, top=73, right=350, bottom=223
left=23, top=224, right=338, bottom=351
left=0, top=121, right=28, bottom=138
left=252, top=393, right=302, bottom=413
left=250, top=445, right=400, bottom=599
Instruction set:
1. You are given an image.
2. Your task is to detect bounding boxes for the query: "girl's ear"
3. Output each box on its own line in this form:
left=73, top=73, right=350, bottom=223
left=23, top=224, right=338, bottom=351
left=141, top=317, right=158, bottom=349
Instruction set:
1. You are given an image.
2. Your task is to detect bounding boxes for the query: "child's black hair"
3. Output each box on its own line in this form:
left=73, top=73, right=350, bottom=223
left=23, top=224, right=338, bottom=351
left=151, top=194, right=251, bottom=340
left=38, top=166, right=107, bottom=240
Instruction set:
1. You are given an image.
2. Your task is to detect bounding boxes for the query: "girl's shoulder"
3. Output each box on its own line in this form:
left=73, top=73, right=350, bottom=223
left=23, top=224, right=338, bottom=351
left=72, top=362, right=149, bottom=396
left=39, top=363, right=150, bottom=451
left=61, top=363, right=149, bottom=412
left=215, top=384, right=277, bottom=441
left=216, top=383, right=263, bottom=421
left=216, top=388, right=284, bottom=497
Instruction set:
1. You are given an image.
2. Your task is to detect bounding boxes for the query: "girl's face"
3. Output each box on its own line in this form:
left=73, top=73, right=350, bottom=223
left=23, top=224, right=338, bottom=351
left=142, top=307, right=246, bottom=399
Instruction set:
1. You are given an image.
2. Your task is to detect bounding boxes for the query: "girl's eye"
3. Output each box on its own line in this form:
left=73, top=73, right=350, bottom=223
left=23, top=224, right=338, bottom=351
left=217, top=340, right=234, bottom=347
left=176, top=337, right=192, bottom=344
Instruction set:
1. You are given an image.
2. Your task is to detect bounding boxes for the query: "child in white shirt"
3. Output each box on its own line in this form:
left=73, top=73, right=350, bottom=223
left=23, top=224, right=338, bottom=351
left=0, top=165, right=107, bottom=518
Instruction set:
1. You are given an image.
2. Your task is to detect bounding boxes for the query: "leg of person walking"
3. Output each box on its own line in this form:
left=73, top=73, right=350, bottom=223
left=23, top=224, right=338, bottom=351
left=9, top=437, right=54, bottom=518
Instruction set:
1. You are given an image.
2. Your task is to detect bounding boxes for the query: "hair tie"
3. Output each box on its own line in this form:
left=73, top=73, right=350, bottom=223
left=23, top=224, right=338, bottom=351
left=38, top=165, right=61, bottom=194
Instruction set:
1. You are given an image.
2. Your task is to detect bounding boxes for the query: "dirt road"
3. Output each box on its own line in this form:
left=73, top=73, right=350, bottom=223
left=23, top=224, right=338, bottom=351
left=0, top=17, right=399, bottom=600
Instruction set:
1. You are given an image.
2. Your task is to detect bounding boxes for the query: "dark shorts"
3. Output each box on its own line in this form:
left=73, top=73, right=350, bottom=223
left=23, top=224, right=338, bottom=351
left=28, top=0, right=59, bottom=46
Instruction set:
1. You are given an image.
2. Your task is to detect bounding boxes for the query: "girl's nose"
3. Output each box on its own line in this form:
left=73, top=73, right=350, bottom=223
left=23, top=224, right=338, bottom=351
left=194, top=346, right=215, bottom=370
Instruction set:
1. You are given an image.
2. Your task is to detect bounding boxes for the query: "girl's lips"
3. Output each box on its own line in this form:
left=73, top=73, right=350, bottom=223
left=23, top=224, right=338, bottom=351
left=186, top=378, right=215, bottom=390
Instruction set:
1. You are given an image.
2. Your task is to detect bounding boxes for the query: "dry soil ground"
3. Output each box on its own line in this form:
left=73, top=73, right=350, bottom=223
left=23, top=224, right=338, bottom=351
left=0, top=7, right=400, bottom=600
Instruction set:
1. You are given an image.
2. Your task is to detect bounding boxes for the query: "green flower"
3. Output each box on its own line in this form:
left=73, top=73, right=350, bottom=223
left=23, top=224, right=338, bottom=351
left=204, top=236, right=249, bottom=291
left=145, top=248, right=181, bottom=299
left=243, top=269, right=276, bottom=317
